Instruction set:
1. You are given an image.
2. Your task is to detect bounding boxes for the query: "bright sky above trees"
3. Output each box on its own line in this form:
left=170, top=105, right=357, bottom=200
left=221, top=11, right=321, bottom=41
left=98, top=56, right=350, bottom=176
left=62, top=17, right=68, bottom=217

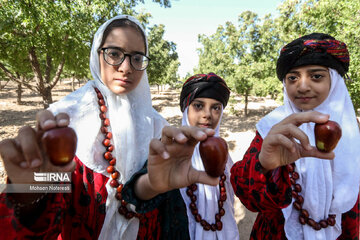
left=136, top=0, right=283, bottom=77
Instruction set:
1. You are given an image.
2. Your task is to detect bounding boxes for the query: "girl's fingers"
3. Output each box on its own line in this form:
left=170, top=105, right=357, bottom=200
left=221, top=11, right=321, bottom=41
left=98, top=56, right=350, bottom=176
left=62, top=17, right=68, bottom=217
left=267, top=134, right=296, bottom=153
left=161, top=126, right=214, bottom=146
left=190, top=169, right=219, bottom=186
left=280, top=111, right=329, bottom=127
left=0, top=138, right=26, bottom=167
left=55, top=112, right=70, bottom=127
left=149, top=138, right=170, bottom=160
left=16, top=126, right=43, bottom=168
left=301, top=146, right=335, bottom=160
left=272, top=123, right=312, bottom=151
left=36, top=110, right=57, bottom=131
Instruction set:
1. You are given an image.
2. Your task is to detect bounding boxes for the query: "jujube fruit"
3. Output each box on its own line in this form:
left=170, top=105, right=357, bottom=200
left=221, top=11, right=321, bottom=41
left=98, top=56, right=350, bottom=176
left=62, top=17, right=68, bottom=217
left=314, top=120, right=342, bottom=153
left=199, top=136, right=228, bottom=178
left=41, top=127, right=77, bottom=166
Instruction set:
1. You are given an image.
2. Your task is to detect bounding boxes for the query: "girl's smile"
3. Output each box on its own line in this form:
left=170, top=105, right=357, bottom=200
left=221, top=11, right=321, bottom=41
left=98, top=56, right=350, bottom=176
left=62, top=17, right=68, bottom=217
left=285, top=65, right=331, bottom=111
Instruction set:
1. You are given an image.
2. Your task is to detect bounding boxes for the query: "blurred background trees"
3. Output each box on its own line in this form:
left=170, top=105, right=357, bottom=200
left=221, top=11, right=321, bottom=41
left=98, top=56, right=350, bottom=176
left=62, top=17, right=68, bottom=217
left=1, top=0, right=359, bottom=112
left=0, top=0, right=177, bottom=108
left=196, top=0, right=360, bottom=113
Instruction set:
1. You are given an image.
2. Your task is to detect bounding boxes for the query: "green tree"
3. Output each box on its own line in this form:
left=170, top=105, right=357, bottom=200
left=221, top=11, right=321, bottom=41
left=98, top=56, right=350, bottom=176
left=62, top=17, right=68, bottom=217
left=197, top=11, right=281, bottom=116
left=275, top=0, right=360, bottom=110
left=196, top=0, right=360, bottom=114
left=146, top=24, right=179, bottom=91
left=196, top=24, right=237, bottom=79
left=0, top=0, right=171, bottom=108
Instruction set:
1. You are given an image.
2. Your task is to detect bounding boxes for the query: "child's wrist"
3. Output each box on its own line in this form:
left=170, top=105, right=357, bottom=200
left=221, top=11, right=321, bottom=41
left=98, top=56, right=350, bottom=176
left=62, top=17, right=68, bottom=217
left=134, top=174, right=161, bottom=200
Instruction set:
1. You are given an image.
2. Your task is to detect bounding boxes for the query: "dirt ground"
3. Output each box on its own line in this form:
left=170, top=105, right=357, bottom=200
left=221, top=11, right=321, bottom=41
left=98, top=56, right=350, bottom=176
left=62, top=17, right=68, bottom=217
left=0, top=80, right=280, bottom=239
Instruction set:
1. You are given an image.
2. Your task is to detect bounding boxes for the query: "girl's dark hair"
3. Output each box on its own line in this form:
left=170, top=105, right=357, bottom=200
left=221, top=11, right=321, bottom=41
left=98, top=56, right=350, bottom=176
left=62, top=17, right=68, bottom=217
left=99, top=18, right=147, bottom=53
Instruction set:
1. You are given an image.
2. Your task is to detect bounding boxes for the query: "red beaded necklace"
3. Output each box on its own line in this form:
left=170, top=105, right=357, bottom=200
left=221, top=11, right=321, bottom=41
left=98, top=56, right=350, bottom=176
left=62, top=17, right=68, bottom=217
left=287, top=163, right=336, bottom=230
left=186, top=174, right=226, bottom=231
left=95, top=87, right=142, bottom=220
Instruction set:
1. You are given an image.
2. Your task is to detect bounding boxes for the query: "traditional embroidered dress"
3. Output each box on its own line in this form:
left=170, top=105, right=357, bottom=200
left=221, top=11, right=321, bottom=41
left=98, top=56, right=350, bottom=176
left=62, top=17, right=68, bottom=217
left=230, top=132, right=359, bottom=240
left=179, top=73, right=239, bottom=240
left=122, top=73, right=239, bottom=240
left=231, top=33, right=360, bottom=240
left=0, top=15, right=167, bottom=240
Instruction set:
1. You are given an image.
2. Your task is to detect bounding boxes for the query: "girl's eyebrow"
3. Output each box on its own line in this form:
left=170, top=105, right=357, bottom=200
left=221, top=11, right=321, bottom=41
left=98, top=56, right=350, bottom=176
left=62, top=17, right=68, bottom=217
left=287, top=70, right=300, bottom=74
left=307, top=68, right=328, bottom=73
left=287, top=68, right=328, bottom=74
left=192, top=100, right=204, bottom=104
left=212, top=103, right=222, bottom=107
left=103, top=46, right=145, bottom=55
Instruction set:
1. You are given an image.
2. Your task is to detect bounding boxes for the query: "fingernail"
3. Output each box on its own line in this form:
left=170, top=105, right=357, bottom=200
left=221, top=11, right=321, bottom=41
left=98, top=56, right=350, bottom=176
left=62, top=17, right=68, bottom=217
left=43, top=120, right=56, bottom=129
left=20, top=161, right=28, bottom=168
left=205, top=128, right=215, bottom=133
left=176, top=134, right=186, bottom=142
left=58, top=119, right=69, bottom=127
left=196, top=131, right=206, bottom=138
left=30, top=159, right=41, bottom=168
left=306, top=144, right=312, bottom=151
left=162, top=151, right=170, bottom=159
left=319, top=114, right=329, bottom=120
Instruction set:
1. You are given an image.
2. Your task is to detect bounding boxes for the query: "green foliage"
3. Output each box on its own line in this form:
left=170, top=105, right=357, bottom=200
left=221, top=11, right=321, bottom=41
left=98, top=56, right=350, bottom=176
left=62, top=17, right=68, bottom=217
left=0, top=0, right=173, bottom=107
left=196, top=0, right=360, bottom=113
left=196, top=11, right=281, bottom=115
left=276, top=0, right=360, bottom=111
left=146, top=24, right=180, bottom=87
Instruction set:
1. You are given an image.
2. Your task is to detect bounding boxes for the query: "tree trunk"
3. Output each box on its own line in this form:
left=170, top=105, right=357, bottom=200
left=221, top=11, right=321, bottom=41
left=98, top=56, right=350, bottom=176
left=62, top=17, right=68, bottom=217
left=16, top=82, right=22, bottom=105
left=245, top=92, right=249, bottom=117
left=41, top=86, right=53, bottom=109
left=71, top=77, right=75, bottom=91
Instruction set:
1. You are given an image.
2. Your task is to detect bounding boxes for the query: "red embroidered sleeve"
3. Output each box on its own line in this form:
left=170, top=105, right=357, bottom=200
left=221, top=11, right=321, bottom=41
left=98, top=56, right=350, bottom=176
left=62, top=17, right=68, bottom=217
left=0, top=156, right=161, bottom=240
left=230, top=131, right=360, bottom=240
left=0, top=156, right=108, bottom=239
left=230, top=131, right=293, bottom=213
left=338, top=194, right=360, bottom=240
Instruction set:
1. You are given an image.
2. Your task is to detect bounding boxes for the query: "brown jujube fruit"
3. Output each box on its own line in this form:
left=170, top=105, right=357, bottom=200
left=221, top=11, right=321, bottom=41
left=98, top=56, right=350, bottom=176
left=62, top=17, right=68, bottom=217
left=41, top=127, right=77, bottom=166
left=314, top=120, right=342, bottom=153
left=199, top=136, right=228, bottom=178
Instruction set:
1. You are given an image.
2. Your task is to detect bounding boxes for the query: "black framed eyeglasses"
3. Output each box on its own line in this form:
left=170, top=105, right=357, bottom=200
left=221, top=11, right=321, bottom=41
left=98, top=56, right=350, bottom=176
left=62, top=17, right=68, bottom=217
left=100, top=47, right=150, bottom=71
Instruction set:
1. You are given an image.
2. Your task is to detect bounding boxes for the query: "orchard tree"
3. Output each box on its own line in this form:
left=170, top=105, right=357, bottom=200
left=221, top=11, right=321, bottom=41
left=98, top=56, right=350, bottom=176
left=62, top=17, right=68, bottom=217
left=0, top=0, right=171, bottom=108
left=146, top=24, right=179, bottom=91
left=196, top=24, right=238, bottom=79
left=275, top=0, right=360, bottom=110
left=197, top=11, right=281, bottom=116
left=195, top=0, right=359, bottom=115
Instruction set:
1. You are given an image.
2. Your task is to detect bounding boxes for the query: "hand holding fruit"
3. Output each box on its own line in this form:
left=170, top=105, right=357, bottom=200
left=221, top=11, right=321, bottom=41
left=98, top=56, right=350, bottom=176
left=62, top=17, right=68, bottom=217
left=145, top=126, right=219, bottom=197
left=259, top=111, right=335, bottom=172
left=0, top=110, right=76, bottom=184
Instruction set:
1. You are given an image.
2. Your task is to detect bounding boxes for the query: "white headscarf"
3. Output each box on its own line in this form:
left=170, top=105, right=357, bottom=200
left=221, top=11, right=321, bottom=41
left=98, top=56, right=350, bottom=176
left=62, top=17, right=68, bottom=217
left=179, top=107, right=240, bottom=240
left=256, top=68, right=360, bottom=240
left=49, top=15, right=167, bottom=240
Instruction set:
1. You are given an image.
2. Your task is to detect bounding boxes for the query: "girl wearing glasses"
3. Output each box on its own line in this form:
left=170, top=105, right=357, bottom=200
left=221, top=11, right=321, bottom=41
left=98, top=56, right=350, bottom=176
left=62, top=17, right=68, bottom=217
left=0, top=15, right=217, bottom=239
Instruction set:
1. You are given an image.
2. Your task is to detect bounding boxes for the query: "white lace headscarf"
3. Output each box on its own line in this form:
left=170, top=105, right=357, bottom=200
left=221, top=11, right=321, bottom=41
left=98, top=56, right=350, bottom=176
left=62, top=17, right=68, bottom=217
left=49, top=15, right=167, bottom=240
left=179, top=107, right=239, bottom=240
left=256, top=68, right=360, bottom=239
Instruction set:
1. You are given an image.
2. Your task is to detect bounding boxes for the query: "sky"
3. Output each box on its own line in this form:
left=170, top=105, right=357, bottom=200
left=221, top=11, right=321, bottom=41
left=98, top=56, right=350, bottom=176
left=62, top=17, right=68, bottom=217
left=136, top=0, right=284, bottom=78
